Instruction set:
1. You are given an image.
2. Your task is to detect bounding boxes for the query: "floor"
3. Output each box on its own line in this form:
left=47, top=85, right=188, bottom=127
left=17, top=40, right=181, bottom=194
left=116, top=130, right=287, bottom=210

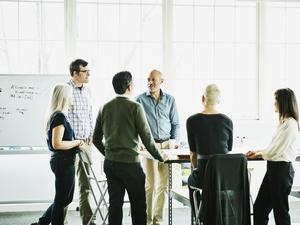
left=1, top=205, right=300, bottom=225
left=0, top=207, right=191, bottom=225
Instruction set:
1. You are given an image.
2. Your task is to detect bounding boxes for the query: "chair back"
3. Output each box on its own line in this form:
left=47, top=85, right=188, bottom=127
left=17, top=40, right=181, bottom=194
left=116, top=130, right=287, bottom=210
left=201, top=153, right=251, bottom=225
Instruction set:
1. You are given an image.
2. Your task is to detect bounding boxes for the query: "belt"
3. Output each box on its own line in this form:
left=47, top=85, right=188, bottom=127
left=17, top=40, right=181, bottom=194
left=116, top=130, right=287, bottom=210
left=197, top=154, right=212, bottom=160
left=79, top=138, right=90, bottom=142
left=154, top=139, right=169, bottom=143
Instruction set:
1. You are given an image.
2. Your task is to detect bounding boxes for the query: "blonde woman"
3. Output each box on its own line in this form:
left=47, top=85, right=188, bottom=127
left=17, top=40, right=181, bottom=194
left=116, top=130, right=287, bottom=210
left=186, top=84, right=233, bottom=219
left=31, top=84, right=84, bottom=225
left=247, top=88, right=299, bottom=225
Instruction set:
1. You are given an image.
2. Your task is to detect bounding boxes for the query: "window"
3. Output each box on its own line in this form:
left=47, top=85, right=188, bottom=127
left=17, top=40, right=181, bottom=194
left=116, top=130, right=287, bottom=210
left=262, top=0, right=300, bottom=119
left=1, top=0, right=299, bottom=122
left=171, top=0, right=257, bottom=122
left=76, top=0, right=163, bottom=99
left=0, top=0, right=65, bottom=74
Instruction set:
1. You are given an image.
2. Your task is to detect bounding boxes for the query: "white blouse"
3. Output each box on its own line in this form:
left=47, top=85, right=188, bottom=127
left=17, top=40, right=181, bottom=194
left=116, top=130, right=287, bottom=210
left=262, top=118, right=300, bottom=162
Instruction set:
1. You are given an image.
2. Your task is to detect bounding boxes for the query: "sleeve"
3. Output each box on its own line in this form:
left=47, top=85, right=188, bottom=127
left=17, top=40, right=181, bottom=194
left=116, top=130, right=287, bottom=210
left=186, top=117, right=196, bottom=152
left=88, top=88, right=94, bottom=137
left=89, top=105, right=93, bottom=137
left=92, top=108, right=105, bottom=156
left=51, top=112, right=66, bottom=129
left=262, top=121, right=297, bottom=160
left=135, top=104, right=164, bottom=162
left=135, top=95, right=141, bottom=103
left=227, top=118, right=233, bottom=151
left=169, top=97, right=180, bottom=143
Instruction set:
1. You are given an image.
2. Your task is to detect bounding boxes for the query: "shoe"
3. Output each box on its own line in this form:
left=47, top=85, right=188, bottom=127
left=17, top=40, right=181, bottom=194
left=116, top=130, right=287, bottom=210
left=30, top=223, right=39, bottom=225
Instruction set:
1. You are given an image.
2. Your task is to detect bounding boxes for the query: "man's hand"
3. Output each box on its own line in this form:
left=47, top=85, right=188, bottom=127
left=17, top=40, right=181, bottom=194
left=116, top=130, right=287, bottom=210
left=161, top=152, right=169, bottom=162
left=86, top=137, right=92, bottom=145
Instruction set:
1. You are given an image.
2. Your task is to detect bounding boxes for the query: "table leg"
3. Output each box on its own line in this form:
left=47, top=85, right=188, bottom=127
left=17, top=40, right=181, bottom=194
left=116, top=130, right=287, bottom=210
left=168, top=163, right=172, bottom=225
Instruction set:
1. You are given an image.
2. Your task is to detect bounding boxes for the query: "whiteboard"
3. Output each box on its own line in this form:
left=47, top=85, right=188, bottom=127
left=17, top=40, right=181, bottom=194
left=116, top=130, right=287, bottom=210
left=0, top=75, right=69, bottom=147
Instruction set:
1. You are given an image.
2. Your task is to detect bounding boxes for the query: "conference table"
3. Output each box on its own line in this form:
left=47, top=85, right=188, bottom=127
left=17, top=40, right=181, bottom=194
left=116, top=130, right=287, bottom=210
left=140, top=149, right=300, bottom=225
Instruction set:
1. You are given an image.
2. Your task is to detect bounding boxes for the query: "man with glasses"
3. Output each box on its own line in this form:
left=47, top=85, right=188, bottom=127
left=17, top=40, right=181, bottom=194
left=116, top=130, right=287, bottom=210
left=66, top=59, right=95, bottom=225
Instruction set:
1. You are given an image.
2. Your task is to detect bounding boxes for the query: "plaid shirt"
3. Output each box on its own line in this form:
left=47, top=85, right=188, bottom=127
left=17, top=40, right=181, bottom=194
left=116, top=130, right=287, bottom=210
left=67, top=80, right=93, bottom=139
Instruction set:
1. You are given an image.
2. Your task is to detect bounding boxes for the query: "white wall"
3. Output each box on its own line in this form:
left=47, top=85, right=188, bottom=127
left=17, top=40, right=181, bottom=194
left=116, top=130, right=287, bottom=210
left=0, top=148, right=105, bottom=212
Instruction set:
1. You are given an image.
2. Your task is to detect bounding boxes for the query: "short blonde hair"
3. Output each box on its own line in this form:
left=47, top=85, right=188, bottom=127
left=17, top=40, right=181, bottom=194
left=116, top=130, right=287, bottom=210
left=203, top=84, right=221, bottom=106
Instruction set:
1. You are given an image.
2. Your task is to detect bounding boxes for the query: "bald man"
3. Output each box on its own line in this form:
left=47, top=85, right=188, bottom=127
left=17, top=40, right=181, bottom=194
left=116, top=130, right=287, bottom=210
left=136, top=69, right=180, bottom=225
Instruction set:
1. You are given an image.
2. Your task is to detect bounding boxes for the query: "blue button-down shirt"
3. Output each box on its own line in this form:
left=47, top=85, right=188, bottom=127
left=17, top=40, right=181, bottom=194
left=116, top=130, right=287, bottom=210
left=136, top=90, right=180, bottom=143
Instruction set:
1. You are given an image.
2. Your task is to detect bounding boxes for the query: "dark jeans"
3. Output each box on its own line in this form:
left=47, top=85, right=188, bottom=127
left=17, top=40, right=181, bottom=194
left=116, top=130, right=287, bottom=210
left=104, top=159, right=146, bottom=225
left=254, top=161, right=294, bottom=225
left=38, top=156, right=76, bottom=225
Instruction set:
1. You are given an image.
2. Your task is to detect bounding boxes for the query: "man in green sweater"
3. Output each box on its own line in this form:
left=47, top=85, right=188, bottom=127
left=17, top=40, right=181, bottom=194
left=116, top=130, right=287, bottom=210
left=93, top=71, right=165, bottom=225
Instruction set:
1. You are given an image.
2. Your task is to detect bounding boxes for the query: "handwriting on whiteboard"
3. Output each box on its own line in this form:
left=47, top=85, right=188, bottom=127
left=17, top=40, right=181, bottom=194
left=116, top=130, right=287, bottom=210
left=9, top=85, right=39, bottom=101
left=0, top=85, right=39, bottom=120
left=0, top=107, right=29, bottom=120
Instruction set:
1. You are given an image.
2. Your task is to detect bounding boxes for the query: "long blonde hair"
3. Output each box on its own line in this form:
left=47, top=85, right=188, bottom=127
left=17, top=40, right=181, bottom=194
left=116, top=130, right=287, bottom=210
left=45, top=84, right=72, bottom=132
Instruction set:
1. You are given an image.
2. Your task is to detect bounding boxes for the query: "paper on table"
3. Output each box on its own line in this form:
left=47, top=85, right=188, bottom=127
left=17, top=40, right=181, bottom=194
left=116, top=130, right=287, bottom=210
left=161, top=148, right=190, bottom=155
left=139, top=148, right=190, bottom=160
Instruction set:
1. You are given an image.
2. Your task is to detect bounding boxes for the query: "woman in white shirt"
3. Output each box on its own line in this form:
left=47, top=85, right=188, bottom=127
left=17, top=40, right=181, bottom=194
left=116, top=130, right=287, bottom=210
left=247, top=88, right=299, bottom=225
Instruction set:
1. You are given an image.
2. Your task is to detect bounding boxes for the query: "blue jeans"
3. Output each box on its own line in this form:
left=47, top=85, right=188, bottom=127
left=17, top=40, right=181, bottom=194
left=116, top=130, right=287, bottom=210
left=38, top=156, right=76, bottom=225
left=104, top=159, right=146, bottom=225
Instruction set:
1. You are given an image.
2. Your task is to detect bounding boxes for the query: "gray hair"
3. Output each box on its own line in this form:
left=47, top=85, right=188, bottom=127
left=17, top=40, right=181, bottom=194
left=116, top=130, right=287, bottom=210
left=203, top=84, right=221, bottom=106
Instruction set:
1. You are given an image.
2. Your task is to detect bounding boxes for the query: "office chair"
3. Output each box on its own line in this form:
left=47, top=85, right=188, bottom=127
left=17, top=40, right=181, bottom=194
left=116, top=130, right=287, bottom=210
left=193, top=153, right=251, bottom=225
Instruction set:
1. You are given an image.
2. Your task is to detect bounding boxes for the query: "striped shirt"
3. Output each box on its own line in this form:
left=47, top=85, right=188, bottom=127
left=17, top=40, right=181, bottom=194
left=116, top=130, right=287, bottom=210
left=67, top=79, right=93, bottom=139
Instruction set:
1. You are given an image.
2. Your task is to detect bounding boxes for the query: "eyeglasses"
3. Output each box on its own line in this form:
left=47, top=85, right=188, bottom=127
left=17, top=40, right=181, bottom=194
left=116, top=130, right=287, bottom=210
left=78, top=70, right=90, bottom=73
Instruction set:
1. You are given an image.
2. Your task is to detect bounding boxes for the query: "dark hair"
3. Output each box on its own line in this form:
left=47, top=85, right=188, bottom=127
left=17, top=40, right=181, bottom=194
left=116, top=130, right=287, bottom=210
left=69, top=59, right=88, bottom=76
left=112, top=71, right=132, bottom=94
left=275, top=88, right=299, bottom=124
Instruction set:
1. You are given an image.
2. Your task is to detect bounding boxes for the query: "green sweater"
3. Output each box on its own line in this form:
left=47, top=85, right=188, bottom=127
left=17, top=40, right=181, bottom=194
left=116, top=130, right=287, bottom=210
left=93, top=96, right=164, bottom=163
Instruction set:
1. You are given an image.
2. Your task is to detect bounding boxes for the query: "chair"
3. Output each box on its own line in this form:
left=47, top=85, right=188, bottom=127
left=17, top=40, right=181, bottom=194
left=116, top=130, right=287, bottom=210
left=78, top=151, right=109, bottom=225
left=193, top=153, right=251, bottom=225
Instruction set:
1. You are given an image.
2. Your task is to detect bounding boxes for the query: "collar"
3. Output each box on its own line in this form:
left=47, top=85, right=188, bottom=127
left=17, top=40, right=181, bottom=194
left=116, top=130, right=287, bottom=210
left=116, top=94, right=131, bottom=99
left=69, top=79, right=85, bottom=89
left=146, top=89, right=165, bottom=98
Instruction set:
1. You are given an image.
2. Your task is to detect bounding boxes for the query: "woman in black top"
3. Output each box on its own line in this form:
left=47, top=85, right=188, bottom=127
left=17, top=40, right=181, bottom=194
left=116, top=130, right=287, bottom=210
left=31, top=84, right=84, bottom=225
left=186, top=84, right=233, bottom=219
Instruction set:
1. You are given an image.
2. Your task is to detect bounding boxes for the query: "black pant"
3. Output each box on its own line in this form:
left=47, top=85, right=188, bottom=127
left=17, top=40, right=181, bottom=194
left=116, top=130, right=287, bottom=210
left=254, top=161, right=294, bottom=225
left=104, top=160, right=146, bottom=225
left=187, top=159, right=207, bottom=221
left=39, top=156, right=76, bottom=225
